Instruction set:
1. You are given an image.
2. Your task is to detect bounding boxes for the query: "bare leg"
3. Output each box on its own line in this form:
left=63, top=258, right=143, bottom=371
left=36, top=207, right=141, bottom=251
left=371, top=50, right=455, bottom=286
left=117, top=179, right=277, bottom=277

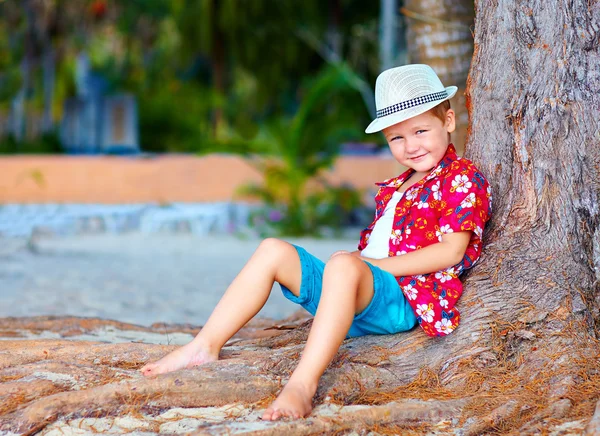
left=141, top=238, right=302, bottom=377
left=262, top=254, right=374, bottom=420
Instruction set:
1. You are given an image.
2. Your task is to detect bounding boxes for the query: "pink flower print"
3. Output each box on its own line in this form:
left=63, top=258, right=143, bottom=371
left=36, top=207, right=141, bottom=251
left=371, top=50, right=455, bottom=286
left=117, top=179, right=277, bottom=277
left=398, top=244, right=416, bottom=255
left=435, top=268, right=455, bottom=283
left=417, top=200, right=430, bottom=209
left=460, top=192, right=476, bottom=209
left=435, top=318, right=455, bottom=335
left=405, top=189, right=418, bottom=201
left=403, top=284, right=418, bottom=300
left=432, top=181, right=442, bottom=201
left=390, top=229, right=403, bottom=245
left=452, top=174, right=472, bottom=193
left=439, top=297, right=449, bottom=308
left=436, top=224, right=454, bottom=240
left=440, top=224, right=453, bottom=234
left=416, top=303, right=434, bottom=323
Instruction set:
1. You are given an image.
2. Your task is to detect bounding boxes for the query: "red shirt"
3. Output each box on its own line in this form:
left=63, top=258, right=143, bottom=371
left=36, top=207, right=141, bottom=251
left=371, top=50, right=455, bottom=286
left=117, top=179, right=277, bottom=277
left=358, top=144, right=492, bottom=337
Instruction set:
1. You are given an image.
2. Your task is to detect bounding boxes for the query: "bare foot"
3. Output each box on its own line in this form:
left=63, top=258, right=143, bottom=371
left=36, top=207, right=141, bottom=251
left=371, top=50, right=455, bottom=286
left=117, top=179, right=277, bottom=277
left=261, top=382, right=315, bottom=420
left=140, top=340, right=218, bottom=377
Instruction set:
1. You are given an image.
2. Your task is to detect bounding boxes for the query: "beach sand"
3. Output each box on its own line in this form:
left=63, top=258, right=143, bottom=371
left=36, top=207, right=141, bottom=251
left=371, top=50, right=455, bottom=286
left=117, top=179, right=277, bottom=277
left=0, top=233, right=358, bottom=327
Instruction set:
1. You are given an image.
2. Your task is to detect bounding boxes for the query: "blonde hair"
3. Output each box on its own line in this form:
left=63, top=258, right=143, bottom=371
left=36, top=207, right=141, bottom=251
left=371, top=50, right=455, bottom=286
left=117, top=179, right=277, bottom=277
left=428, top=100, right=451, bottom=122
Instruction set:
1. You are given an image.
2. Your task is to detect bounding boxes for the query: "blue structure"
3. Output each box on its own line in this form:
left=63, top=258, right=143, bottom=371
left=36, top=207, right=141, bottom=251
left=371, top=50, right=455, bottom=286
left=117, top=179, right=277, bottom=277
left=60, top=53, right=139, bottom=154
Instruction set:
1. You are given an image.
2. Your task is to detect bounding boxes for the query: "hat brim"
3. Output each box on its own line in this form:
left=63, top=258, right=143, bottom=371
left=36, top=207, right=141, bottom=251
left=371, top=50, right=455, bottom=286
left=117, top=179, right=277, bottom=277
left=365, top=86, right=458, bottom=134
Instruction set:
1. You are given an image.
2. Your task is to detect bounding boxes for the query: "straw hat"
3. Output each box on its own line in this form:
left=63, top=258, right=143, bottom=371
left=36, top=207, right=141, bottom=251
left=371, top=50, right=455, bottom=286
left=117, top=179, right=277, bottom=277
left=365, top=64, right=458, bottom=134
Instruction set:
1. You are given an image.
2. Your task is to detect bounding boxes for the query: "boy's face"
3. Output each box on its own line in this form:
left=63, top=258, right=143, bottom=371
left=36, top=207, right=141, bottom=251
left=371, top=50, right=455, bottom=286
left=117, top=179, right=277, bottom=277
left=383, top=109, right=456, bottom=174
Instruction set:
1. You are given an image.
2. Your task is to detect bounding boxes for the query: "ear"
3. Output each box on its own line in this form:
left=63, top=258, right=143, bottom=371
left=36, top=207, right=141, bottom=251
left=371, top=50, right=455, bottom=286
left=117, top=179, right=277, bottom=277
left=445, top=109, right=456, bottom=133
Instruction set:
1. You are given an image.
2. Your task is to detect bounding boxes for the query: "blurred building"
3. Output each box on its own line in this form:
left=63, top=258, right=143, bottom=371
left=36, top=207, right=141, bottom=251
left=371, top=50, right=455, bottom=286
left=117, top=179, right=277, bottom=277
left=60, top=54, right=139, bottom=155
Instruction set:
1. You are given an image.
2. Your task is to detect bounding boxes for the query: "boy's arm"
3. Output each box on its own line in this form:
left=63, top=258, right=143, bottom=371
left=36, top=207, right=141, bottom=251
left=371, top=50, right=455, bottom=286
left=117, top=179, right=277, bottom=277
left=362, top=231, right=472, bottom=276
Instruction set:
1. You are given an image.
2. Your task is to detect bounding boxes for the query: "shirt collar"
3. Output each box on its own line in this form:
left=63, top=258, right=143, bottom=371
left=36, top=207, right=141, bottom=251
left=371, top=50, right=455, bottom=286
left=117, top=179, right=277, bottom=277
left=375, top=143, right=458, bottom=188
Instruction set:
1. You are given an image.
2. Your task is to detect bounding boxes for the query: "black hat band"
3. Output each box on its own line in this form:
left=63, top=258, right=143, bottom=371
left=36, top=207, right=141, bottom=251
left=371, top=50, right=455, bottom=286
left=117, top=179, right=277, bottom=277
left=376, top=90, right=449, bottom=118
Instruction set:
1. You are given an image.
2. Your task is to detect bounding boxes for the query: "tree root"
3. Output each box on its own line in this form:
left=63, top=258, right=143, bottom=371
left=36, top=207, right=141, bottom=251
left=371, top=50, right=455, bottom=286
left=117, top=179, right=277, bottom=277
left=0, top=362, right=279, bottom=434
left=191, top=398, right=467, bottom=435
left=461, top=399, right=519, bottom=436
left=1, top=316, right=599, bottom=435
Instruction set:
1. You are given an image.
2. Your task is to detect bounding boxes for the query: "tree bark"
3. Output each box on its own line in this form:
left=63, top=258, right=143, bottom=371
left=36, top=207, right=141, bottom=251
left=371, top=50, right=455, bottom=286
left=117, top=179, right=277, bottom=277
left=41, top=48, right=55, bottom=133
left=466, top=0, right=600, bottom=322
left=403, top=0, right=474, bottom=153
left=379, top=0, right=398, bottom=70
left=210, top=0, right=226, bottom=136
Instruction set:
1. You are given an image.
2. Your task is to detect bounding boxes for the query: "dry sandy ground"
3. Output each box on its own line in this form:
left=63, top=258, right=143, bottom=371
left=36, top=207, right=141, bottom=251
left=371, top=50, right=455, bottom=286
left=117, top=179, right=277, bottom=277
left=0, top=233, right=358, bottom=327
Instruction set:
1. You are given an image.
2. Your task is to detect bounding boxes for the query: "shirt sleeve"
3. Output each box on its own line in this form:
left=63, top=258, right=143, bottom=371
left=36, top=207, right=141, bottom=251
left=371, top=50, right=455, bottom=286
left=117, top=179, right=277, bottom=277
left=438, top=161, right=492, bottom=240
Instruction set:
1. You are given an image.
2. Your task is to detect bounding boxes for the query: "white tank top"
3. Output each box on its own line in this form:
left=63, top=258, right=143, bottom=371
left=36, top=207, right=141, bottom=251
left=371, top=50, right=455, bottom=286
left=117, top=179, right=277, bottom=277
left=361, top=191, right=404, bottom=259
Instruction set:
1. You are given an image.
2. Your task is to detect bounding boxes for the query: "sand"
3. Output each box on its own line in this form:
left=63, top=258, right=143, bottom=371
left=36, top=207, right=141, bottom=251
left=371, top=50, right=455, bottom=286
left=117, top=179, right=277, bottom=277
left=0, top=233, right=358, bottom=327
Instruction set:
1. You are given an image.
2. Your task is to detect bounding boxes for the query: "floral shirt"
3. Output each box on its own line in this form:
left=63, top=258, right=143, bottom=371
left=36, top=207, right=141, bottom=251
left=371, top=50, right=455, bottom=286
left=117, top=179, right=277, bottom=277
left=358, top=144, right=492, bottom=337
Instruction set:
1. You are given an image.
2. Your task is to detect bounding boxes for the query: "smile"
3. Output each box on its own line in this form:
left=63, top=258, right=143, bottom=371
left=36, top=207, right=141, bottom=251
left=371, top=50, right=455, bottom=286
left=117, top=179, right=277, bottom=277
left=410, top=153, right=428, bottom=161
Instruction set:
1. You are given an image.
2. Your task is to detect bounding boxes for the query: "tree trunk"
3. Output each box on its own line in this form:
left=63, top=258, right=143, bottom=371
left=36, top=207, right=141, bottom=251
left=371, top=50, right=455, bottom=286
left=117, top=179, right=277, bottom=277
left=41, top=48, right=55, bottom=133
left=467, top=0, right=599, bottom=324
left=379, top=0, right=398, bottom=70
left=403, top=0, right=474, bottom=153
left=326, top=0, right=342, bottom=59
left=11, top=0, right=36, bottom=145
left=10, top=60, right=28, bottom=144
left=210, top=0, right=226, bottom=137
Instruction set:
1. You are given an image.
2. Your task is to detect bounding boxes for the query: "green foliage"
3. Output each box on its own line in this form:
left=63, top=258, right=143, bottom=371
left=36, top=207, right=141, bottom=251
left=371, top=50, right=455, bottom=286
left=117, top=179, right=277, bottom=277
left=0, top=20, right=23, bottom=107
left=247, top=184, right=363, bottom=238
left=237, top=64, right=366, bottom=236
left=92, top=0, right=380, bottom=153
left=0, top=0, right=382, bottom=162
left=138, top=82, right=219, bottom=153
left=0, top=133, right=63, bottom=154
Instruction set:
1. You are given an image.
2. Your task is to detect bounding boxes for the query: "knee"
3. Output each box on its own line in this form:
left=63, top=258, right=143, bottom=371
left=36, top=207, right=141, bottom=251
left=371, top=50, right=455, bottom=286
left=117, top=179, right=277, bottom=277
left=325, top=253, right=364, bottom=279
left=257, top=237, right=294, bottom=259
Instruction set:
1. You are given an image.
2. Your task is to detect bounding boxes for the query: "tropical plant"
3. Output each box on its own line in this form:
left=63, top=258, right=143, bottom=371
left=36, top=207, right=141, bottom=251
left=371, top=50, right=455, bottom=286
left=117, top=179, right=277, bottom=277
left=238, top=63, right=368, bottom=236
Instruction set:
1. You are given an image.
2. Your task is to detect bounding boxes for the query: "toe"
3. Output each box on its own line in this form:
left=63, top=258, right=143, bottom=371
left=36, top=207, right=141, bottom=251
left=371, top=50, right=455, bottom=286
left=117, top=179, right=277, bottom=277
left=261, top=408, right=274, bottom=421
left=142, top=366, right=159, bottom=377
left=281, top=409, right=295, bottom=420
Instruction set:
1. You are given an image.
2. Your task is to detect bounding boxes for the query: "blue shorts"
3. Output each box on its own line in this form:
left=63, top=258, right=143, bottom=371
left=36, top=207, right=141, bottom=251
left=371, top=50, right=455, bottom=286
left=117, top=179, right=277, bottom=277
left=279, top=245, right=417, bottom=338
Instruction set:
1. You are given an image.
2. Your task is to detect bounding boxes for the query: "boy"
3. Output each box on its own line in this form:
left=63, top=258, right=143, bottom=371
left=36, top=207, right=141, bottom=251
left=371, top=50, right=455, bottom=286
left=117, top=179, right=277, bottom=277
left=141, top=64, right=492, bottom=420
